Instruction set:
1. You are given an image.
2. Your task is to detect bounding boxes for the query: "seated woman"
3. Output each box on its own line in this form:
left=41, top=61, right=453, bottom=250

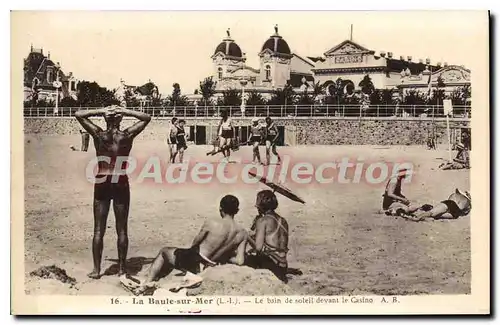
left=439, top=143, right=470, bottom=170
left=401, top=188, right=471, bottom=222
left=246, top=190, right=289, bottom=283
left=382, top=168, right=421, bottom=216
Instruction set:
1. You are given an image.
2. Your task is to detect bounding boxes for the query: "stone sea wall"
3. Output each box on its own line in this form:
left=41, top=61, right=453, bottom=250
left=23, top=117, right=470, bottom=146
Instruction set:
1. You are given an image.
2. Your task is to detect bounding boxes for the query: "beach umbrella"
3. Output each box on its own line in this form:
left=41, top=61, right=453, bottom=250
left=248, top=171, right=305, bottom=204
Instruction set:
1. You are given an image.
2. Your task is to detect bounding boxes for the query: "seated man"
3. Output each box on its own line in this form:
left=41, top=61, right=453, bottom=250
left=246, top=190, right=289, bottom=283
left=439, top=143, right=470, bottom=170
left=132, top=195, right=248, bottom=295
left=402, top=188, right=471, bottom=222
left=382, top=168, right=421, bottom=216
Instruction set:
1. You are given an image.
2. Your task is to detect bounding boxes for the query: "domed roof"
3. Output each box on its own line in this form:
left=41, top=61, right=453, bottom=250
left=260, top=25, right=291, bottom=55
left=213, top=29, right=243, bottom=58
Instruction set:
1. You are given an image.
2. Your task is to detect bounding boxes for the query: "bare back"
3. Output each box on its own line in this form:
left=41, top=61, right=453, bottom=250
left=198, top=218, right=246, bottom=262
left=93, top=130, right=134, bottom=175
left=263, top=212, right=289, bottom=251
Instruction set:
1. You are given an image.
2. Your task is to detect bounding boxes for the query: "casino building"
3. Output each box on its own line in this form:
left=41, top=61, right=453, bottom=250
left=204, top=26, right=471, bottom=101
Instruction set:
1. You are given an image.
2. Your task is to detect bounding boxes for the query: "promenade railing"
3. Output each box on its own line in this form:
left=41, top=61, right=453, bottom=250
left=22, top=104, right=472, bottom=119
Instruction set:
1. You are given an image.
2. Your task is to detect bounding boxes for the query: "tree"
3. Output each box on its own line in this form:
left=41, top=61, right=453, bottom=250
left=245, top=92, right=266, bottom=106
left=358, top=74, right=375, bottom=96
left=324, top=78, right=344, bottom=105
left=428, top=76, right=446, bottom=106
left=217, top=88, right=241, bottom=106
left=297, top=89, right=314, bottom=106
left=59, top=96, right=79, bottom=107
left=77, top=81, right=119, bottom=107
left=267, top=82, right=296, bottom=106
left=311, top=81, right=325, bottom=103
left=124, top=88, right=141, bottom=108
left=199, top=77, right=216, bottom=106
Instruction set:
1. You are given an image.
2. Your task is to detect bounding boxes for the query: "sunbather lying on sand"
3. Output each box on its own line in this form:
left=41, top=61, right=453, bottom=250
left=400, top=188, right=471, bottom=222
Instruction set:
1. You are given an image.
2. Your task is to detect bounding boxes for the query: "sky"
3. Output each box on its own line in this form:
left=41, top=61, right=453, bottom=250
left=13, top=11, right=487, bottom=96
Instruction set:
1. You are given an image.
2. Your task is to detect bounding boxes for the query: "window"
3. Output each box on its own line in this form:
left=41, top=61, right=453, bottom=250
left=265, top=65, right=271, bottom=80
left=218, top=67, right=223, bottom=80
left=47, top=70, right=52, bottom=83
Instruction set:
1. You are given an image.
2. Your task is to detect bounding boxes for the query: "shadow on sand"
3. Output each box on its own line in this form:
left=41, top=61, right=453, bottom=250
left=103, top=257, right=155, bottom=276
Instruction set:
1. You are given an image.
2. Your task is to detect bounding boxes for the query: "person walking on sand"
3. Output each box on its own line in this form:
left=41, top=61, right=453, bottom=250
left=264, top=117, right=281, bottom=165
left=218, top=109, right=235, bottom=162
left=248, top=117, right=263, bottom=164
left=75, top=105, right=151, bottom=279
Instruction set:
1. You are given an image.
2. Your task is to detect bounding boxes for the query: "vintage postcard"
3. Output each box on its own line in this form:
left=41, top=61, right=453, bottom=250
left=11, top=10, right=490, bottom=315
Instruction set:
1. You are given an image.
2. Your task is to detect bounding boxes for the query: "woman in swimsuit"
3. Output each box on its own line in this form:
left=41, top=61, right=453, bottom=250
left=175, top=120, right=188, bottom=163
left=218, top=109, right=234, bottom=161
left=247, top=190, right=289, bottom=283
left=248, top=117, right=263, bottom=164
left=166, top=117, right=178, bottom=163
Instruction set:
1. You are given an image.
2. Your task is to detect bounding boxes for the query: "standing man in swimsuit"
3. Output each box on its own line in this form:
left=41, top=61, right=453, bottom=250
left=133, top=194, right=248, bottom=295
left=75, top=105, right=151, bottom=279
left=248, top=117, right=263, bottom=164
left=166, top=117, right=178, bottom=163
left=264, top=117, right=281, bottom=166
left=218, top=109, right=234, bottom=162
left=247, top=190, right=289, bottom=283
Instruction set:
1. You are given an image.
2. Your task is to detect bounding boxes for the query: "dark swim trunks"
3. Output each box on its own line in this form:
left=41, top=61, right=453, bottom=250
left=173, top=246, right=218, bottom=274
left=94, top=174, right=130, bottom=202
left=220, top=129, right=234, bottom=139
left=250, top=135, right=262, bottom=143
left=441, top=199, right=463, bottom=218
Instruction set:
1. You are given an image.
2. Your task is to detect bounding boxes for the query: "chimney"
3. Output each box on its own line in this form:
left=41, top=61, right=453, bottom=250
left=48, top=52, right=50, bottom=59
left=400, top=55, right=405, bottom=60
left=437, top=62, right=442, bottom=67
left=425, top=58, right=431, bottom=65
left=407, top=56, right=412, bottom=62
left=387, top=52, right=393, bottom=58
left=30, top=44, right=33, bottom=52
left=380, top=51, right=386, bottom=57
left=444, top=62, right=448, bottom=67
left=419, top=59, right=423, bottom=64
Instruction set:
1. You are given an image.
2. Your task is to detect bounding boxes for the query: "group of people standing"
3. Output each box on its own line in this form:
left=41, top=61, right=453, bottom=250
left=181, top=108, right=282, bottom=165
left=166, top=117, right=189, bottom=163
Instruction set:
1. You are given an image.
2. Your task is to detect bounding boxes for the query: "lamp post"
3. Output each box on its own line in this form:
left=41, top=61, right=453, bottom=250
left=240, top=79, right=247, bottom=116
left=53, top=62, right=62, bottom=116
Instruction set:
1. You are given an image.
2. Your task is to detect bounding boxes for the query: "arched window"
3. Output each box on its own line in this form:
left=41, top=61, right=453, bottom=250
left=218, top=67, right=223, bottom=80
left=265, top=65, right=271, bottom=80
left=47, top=70, right=53, bottom=83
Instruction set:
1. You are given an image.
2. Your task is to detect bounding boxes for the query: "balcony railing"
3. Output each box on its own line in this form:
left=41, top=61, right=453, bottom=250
left=22, top=104, right=471, bottom=119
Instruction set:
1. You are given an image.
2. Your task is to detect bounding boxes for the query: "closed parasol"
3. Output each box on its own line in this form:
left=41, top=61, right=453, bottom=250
left=248, top=171, right=305, bottom=204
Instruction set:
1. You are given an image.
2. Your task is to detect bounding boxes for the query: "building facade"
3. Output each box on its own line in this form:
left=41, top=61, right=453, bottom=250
left=23, top=45, right=79, bottom=103
left=205, top=27, right=471, bottom=102
left=210, top=26, right=315, bottom=99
